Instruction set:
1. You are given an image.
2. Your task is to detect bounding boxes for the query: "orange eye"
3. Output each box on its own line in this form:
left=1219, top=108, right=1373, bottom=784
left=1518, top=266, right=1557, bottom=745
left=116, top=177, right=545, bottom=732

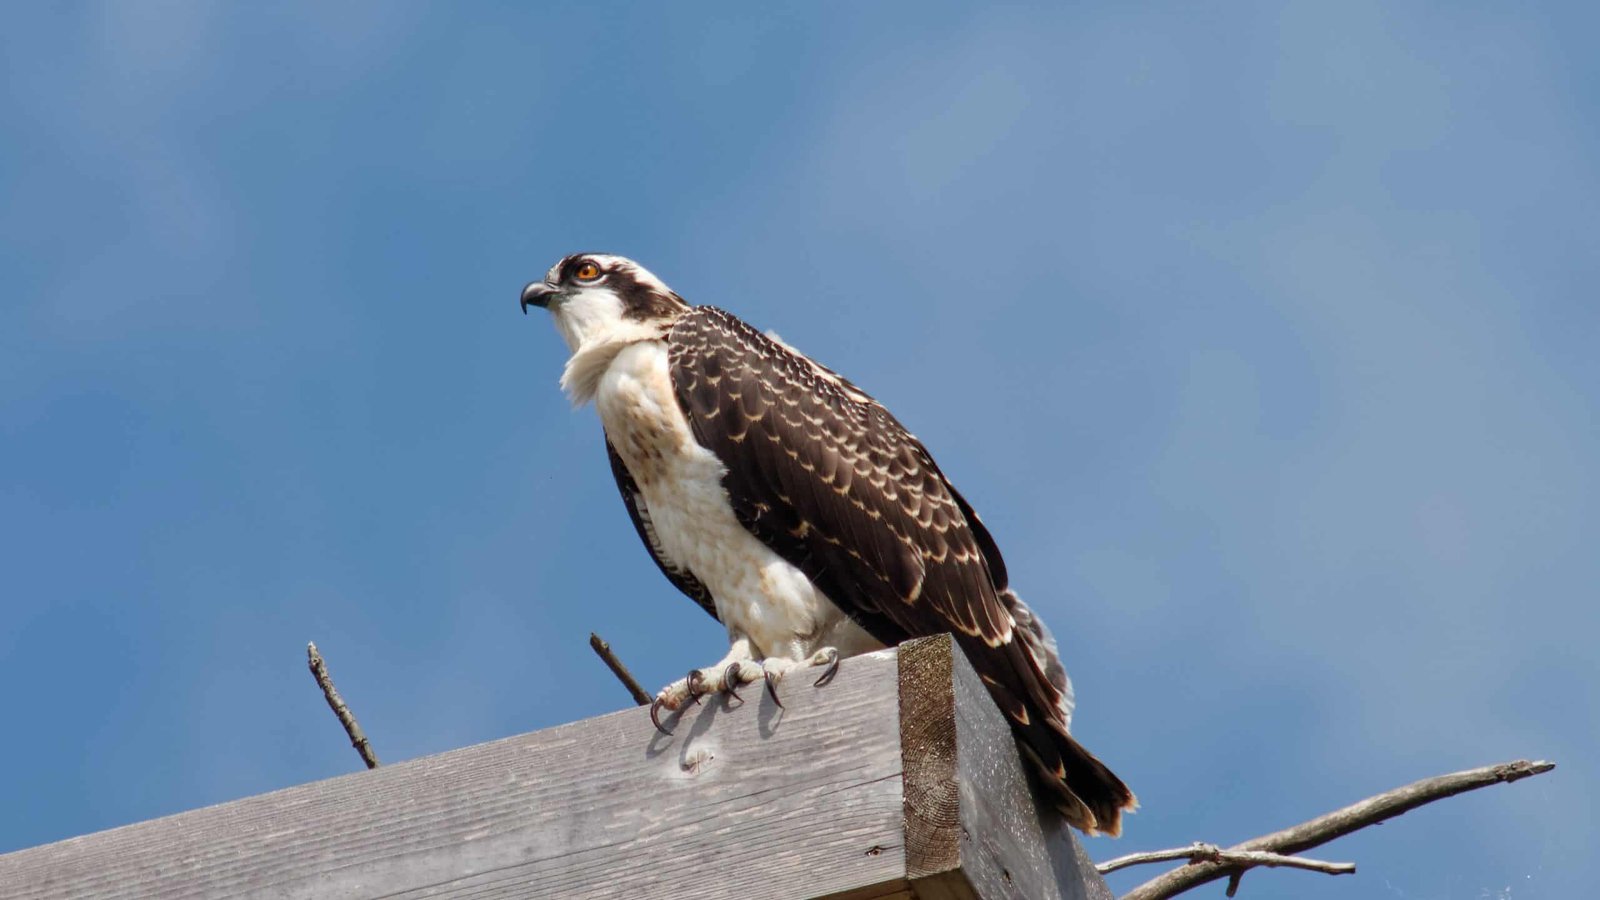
left=574, top=262, right=601, bottom=282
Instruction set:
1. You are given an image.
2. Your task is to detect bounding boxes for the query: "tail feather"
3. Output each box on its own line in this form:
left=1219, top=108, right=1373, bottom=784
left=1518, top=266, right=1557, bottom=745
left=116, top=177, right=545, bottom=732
left=1019, top=717, right=1137, bottom=837
left=968, top=633, right=1137, bottom=836
left=991, top=589, right=1137, bottom=836
left=941, top=495, right=1135, bottom=835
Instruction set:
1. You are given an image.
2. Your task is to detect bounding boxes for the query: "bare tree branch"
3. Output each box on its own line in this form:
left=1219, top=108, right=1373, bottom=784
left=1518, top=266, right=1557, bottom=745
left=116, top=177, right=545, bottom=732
left=306, top=641, right=380, bottom=770
left=1119, top=759, right=1555, bottom=900
left=1098, top=842, right=1353, bottom=878
left=588, top=632, right=651, bottom=707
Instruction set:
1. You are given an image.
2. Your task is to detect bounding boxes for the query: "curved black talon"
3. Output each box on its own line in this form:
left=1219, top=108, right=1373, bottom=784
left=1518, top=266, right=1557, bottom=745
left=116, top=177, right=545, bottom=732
left=649, top=696, right=674, bottom=736
left=686, top=669, right=706, bottom=704
left=722, top=662, right=745, bottom=705
left=764, top=669, right=784, bottom=708
left=813, top=652, right=841, bottom=687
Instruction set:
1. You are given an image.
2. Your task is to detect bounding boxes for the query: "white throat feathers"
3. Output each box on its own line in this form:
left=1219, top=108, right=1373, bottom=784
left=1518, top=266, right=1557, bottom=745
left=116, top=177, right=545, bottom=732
left=550, top=285, right=668, bottom=405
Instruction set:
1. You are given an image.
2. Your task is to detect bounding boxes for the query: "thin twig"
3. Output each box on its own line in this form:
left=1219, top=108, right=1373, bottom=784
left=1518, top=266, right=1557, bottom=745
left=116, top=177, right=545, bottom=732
left=306, top=642, right=380, bottom=769
left=589, top=632, right=651, bottom=706
left=1098, top=842, right=1353, bottom=877
left=1118, top=759, right=1555, bottom=900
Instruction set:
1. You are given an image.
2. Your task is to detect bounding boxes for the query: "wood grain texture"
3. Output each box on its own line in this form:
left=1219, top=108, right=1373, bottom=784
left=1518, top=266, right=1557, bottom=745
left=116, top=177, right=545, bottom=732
left=899, top=635, right=1113, bottom=900
left=1, top=651, right=908, bottom=900
left=0, top=637, right=1112, bottom=900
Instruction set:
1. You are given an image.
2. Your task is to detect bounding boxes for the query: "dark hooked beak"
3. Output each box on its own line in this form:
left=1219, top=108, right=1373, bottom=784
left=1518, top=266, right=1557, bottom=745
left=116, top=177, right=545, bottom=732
left=520, top=281, right=559, bottom=314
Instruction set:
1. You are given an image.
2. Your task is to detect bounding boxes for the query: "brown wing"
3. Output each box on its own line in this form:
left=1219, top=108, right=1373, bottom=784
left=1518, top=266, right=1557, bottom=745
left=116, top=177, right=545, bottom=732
left=667, top=306, right=1134, bottom=835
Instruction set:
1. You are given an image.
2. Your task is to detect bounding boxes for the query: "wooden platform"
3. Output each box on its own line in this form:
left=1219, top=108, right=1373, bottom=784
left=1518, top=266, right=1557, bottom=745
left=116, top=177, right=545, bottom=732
left=0, top=634, right=1111, bottom=900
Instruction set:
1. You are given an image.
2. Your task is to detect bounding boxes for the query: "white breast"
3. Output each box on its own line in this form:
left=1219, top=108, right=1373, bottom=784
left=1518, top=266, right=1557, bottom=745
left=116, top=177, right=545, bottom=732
left=592, top=341, right=880, bottom=661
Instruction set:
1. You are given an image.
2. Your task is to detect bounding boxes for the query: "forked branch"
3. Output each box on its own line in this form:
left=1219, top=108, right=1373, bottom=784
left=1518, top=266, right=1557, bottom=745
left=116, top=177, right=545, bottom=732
left=1115, top=759, right=1555, bottom=900
left=1099, top=842, right=1353, bottom=878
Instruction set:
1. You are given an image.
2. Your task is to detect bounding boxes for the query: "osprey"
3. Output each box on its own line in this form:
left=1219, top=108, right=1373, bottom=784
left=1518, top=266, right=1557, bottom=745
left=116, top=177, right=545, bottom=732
left=521, top=253, right=1136, bottom=836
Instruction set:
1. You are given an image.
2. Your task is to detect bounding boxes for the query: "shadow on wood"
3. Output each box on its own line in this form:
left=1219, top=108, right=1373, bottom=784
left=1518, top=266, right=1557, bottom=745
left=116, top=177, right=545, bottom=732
left=0, top=635, right=1110, bottom=900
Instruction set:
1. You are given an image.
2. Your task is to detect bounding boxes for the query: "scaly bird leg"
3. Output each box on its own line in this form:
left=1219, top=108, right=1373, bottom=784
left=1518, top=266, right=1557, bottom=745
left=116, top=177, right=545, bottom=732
left=651, top=644, right=843, bottom=732
left=754, top=647, right=841, bottom=709
left=651, top=637, right=759, bottom=735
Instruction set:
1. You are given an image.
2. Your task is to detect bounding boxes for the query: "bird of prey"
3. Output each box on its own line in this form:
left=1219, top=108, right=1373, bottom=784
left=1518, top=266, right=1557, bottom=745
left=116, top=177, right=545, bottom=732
left=520, top=253, right=1136, bottom=836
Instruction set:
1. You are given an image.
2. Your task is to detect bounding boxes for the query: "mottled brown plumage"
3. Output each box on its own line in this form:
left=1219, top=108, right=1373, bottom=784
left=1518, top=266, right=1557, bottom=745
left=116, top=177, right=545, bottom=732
left=663, top=307, right=1135, bottom=835
left=525, top=253, right=1135, bottom=835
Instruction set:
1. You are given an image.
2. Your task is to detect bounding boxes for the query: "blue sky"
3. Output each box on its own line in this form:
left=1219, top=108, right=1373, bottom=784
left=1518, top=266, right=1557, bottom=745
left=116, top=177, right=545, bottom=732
left=2, top=3, right=1595, bottom=897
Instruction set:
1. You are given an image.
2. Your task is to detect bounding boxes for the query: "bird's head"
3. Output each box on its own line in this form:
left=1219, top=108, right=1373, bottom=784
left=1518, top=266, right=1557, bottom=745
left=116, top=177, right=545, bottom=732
left=521, top=253, right=689, bottom=352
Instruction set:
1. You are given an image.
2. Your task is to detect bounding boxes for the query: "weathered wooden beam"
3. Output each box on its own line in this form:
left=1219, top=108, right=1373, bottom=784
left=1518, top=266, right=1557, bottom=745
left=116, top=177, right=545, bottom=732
left=0, top=635, right=1111, bottom=900
left=897, top=637, right=1112, bottom=900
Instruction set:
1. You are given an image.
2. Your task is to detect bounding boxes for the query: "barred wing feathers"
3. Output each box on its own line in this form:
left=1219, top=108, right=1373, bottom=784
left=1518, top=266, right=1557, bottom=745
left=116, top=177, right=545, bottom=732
left=666, top=307, right=1135, bottom=835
